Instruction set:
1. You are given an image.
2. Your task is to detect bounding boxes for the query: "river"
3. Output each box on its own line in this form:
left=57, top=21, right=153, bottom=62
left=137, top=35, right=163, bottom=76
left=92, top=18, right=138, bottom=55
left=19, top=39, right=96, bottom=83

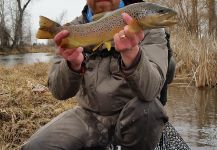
left=167, top=86, right=217, bottom=150
left=0, top=53, right=216, bottom=150
left=0, top=53, right=53, bottom=67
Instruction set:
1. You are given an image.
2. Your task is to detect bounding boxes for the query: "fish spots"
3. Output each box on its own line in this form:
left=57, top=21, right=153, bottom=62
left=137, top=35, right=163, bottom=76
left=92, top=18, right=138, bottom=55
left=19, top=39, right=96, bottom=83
left=56, top=2, right=176, bottom=48
left=90, top=27, right=99, bottom=34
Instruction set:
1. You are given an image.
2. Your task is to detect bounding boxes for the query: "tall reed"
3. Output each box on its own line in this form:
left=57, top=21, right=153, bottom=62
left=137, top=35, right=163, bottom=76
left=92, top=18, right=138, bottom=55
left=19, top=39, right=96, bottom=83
left=170, top=28, right=217, bottom=87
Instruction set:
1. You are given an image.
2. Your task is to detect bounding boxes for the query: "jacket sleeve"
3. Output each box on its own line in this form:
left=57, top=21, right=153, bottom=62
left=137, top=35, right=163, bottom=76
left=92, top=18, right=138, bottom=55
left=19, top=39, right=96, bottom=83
left=47, top=16, right=85, bottom=100
left=48, top=56, right=82, bottom=100
left=121, top=28, right=168, bottom=101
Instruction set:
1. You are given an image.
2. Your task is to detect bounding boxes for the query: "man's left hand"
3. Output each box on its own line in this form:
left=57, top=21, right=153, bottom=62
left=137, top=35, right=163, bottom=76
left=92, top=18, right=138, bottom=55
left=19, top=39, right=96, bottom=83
left=114, top=13, right=144, bottom=68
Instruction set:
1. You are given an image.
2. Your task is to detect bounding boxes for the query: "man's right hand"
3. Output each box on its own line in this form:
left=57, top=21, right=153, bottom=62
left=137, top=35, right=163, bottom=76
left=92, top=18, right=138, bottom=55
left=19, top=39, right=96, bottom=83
left=54, top=30, right=84, bottom=71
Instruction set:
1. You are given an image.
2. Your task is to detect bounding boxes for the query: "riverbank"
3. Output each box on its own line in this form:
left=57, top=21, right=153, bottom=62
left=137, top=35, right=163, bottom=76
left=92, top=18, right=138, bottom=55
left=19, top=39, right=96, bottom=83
left=0, top=63, right=76, bottom=149
left=0, top=45, right=55, bottom=56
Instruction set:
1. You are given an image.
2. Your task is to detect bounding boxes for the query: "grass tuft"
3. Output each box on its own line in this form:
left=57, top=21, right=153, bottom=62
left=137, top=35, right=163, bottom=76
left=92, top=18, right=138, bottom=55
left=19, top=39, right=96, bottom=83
left=0, top=63, right=76, bottom=149
left=171, top=28, right=217, bottom=87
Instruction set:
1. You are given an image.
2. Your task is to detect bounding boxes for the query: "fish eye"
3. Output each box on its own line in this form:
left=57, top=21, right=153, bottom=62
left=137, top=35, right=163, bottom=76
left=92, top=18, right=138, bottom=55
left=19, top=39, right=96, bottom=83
left=158, top=9, right=167, bottom=14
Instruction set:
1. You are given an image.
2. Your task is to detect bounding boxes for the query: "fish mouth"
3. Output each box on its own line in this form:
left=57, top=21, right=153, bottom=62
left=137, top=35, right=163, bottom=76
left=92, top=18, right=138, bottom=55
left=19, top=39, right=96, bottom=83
left=157, top=12, right=178, bottom=26
left=139, top=11, right=178, bottom=29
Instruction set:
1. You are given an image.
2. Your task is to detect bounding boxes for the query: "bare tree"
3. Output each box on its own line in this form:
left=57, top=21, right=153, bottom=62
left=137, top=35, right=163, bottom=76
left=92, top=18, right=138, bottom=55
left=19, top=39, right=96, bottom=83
left=191, top=0, right=199, bottom=37
left=23, top=12, right=32, bottom=45
left=55, top=10, right=68, bottom=25
left=0, top=0, right=10, bottom=49
left=12, top=0, right=32, bottom=48
left=207, top=0, right=216, bottom=36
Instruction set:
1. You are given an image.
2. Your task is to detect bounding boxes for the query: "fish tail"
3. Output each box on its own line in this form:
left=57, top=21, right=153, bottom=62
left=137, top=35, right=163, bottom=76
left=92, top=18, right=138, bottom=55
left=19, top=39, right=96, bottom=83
left=36, top=16, right=61, bottom=39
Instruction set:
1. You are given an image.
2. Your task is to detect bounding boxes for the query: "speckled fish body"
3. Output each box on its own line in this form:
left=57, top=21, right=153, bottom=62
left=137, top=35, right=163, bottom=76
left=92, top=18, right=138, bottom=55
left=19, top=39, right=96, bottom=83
left=36, top=2, right=177, bottom=50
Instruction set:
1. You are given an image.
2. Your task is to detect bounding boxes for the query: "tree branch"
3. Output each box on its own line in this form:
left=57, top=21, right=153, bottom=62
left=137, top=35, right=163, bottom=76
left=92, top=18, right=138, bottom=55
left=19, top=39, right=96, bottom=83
left=23, top=0, right=31, bottom=11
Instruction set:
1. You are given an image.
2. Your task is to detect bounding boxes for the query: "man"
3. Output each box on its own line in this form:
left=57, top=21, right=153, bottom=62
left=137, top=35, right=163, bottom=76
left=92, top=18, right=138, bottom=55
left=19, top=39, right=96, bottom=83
left=22, top=0, right=169, bottom=149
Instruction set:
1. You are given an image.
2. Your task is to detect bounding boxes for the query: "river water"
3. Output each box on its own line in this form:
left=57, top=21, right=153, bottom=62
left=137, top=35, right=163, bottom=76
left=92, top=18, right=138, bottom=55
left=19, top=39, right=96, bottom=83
left=0, top=53, right=216, bottom=150
left=167, top=86, right=217, bottom=150
left=0, top=53, right=53, bottom=67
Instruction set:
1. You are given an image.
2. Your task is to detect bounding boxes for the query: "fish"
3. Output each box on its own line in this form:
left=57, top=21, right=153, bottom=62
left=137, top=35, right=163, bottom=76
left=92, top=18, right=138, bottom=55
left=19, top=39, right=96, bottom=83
left=36, top=2, right=177, bottom=51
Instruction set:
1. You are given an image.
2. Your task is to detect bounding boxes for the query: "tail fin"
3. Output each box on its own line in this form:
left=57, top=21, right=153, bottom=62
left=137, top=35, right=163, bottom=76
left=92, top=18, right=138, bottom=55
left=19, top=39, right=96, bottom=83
left=36, top=16, right=61, bottom=39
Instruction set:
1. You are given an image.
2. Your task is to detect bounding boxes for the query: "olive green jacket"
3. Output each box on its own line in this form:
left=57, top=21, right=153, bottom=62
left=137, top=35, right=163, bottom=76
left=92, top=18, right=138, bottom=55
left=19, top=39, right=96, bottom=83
left=48, top=15, right=168, bottom=116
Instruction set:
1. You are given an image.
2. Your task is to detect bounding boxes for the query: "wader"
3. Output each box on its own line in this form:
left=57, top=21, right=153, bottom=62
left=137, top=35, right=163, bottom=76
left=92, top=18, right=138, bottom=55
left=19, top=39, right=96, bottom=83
left=22, top=98, right=167, bottom=150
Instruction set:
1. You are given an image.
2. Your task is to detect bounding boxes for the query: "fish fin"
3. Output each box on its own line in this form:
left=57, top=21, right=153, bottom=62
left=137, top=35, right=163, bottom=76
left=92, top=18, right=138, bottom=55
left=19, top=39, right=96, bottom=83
left=104, top=41, right=112, bottom=51
left=93, top=12, right=110, bottom=21
left=36, top=16, right=61, bottom=39
left=128, top=18, right=142, bottom=33
left=93, top=43, right=103, bottom=51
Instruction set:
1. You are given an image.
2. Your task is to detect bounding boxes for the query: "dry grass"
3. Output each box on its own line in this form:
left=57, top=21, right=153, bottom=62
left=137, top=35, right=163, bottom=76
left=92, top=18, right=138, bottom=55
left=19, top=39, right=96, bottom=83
left=26, top=45, right=55, bottom=54
left=0, top=63, right=76, bottom=150
left=170, top=28, right=217, bottom=87
left=0, top=45, right=55, bottom=56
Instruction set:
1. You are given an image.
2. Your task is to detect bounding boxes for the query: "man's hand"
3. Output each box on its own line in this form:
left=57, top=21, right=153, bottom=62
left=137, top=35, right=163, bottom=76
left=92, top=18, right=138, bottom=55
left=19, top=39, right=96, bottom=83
left=54, top=30, right=84, bottom=71
left=114, top=13, right=144, bottom=68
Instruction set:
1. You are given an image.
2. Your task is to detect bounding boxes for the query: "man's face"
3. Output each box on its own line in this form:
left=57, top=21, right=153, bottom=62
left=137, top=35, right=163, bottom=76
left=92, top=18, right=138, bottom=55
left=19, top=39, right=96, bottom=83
left=87, top=0, right=120, bottom=14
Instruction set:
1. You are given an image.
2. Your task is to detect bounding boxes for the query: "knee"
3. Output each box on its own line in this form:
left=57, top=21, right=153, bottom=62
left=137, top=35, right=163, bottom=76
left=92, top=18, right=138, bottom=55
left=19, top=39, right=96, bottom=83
left=115, top=99, right=167, bottom=148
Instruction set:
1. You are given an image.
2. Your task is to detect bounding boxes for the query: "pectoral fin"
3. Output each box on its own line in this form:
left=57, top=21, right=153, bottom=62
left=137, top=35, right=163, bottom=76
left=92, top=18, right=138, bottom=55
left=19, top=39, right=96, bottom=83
left=104, top=41, right=112, bottom=51
left=92, top=41, right=112, bottom=51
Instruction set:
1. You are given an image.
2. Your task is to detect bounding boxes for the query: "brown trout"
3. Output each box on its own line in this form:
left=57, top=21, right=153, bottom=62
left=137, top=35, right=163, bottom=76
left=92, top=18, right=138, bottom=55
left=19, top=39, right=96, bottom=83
left=36, top=2, right=177, bottom=50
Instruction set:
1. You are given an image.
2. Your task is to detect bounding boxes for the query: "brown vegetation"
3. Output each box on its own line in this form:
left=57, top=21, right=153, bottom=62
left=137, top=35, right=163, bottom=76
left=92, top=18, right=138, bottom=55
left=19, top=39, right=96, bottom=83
left=171, top=28, right=217, bottom=87
left=0, top=45, right=55, bottom=55
left=0, top=63, right=76, bottom=149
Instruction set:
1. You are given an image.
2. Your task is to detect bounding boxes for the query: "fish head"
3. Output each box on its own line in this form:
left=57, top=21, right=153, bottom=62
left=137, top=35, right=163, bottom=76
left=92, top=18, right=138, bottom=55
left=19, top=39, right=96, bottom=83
left=136, top=3, right=178, bottom=29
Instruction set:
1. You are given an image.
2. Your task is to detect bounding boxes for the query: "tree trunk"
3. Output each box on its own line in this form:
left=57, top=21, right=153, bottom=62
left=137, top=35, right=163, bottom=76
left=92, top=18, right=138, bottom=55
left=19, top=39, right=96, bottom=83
left=191, top=0, right=198, bottom=37
left=0, top=0, right=10, bottom=49
left=12, top=0, right=31, bottom=48
left=207, top=0, right=216, bottom=36
left=12, top=12, right=24, bottom=48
